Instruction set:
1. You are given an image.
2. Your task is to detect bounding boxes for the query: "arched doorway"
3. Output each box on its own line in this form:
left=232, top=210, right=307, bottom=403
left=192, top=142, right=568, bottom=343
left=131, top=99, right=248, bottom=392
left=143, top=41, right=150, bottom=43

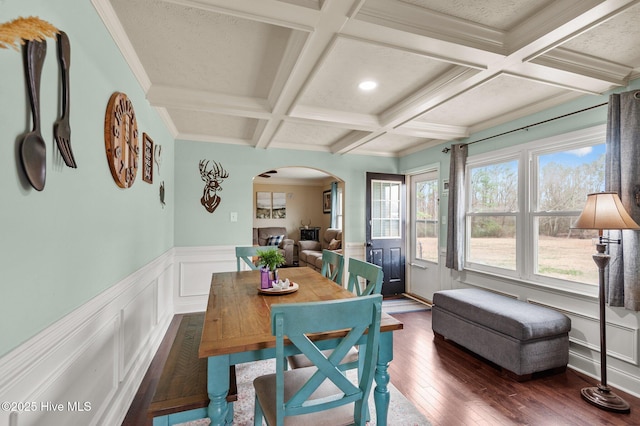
left=252, top=167, right=345, bottom=267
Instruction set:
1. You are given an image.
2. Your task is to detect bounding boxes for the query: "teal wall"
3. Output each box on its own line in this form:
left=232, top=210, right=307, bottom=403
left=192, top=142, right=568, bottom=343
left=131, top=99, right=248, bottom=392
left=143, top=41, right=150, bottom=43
left=0, top=0, right=175, bottom=356
left=174, top=141, right=398, bottom=245
left=3, top=0, right=639, bottom=362
left=400, top=78, right=640, bottom=249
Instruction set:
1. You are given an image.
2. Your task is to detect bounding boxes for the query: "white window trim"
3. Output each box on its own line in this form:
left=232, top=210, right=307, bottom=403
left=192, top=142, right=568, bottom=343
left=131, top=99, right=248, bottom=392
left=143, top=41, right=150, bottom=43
left=464, top=124, right=606, bottom=295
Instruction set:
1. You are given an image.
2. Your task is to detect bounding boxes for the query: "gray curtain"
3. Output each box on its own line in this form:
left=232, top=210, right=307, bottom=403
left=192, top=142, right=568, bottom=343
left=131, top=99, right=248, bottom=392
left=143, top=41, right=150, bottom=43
left=605, top=90, right=640, bottom=310
left=445, top=144, right=468, bottom=271
left=330, top=181, right=338, bottom=228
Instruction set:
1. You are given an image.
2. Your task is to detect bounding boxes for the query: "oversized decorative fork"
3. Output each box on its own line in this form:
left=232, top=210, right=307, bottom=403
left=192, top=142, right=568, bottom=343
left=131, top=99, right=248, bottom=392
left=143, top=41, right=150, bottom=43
left=53, top=30, right=77, bottom=168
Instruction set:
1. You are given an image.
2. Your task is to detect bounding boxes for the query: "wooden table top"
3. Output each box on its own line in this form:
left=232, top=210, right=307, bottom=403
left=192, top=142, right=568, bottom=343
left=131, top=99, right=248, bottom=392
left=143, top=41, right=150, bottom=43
left=199, top=267, right=403, bottom=358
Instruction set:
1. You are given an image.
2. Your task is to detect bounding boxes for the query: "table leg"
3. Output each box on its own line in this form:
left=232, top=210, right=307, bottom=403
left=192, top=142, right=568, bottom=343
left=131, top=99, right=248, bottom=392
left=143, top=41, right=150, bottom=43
left=207, top=355, right=231, bottom=426
left=374, top=332, right=393, bottom=426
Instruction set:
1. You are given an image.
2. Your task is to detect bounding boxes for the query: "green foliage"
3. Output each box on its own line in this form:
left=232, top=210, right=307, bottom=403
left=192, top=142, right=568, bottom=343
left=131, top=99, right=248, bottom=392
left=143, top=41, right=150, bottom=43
left=469, top=161, right=518, bottom=212
left=256, top=248, right=285, bottom=271
left=471, top=218, right=505, bottom=238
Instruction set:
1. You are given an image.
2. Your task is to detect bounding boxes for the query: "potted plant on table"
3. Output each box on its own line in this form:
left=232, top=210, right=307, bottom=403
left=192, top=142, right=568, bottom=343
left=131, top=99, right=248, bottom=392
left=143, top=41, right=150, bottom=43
left=256, top=248, right=285, bottom=289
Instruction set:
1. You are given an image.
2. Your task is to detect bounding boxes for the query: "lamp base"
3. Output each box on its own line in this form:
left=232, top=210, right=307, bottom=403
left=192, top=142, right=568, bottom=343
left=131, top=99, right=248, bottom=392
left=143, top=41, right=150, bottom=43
left=581, top=384, right=631, bottom=413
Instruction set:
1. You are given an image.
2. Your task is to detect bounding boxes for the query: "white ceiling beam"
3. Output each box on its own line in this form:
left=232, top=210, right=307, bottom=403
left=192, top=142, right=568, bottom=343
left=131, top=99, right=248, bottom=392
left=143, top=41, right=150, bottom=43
left=253, top=0, right=367, bottom=149
left=159, top=0, right=318, bottom=32
left=393, top=122, right=468, bottom=140
left=355, top=0, right=506, bottom=54
left=379, top=66, right=481, bottom=128
left=515, top=0, right=640, bottom=61
left=506, top=0, right=603, bottom=53
left=288, top=106, right=380, bottom=130
left=147, top=85, right=272, bottom=119
left=176, top=133, right=253, bottom=146
left=330, top=130, right=378, bottom=154
left=530, top=48, right=632, bottom=86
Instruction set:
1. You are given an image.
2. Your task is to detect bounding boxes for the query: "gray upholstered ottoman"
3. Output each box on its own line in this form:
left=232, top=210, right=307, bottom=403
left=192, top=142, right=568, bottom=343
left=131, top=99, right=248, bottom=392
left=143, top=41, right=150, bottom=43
left=432, top=288, right=571, bottom=380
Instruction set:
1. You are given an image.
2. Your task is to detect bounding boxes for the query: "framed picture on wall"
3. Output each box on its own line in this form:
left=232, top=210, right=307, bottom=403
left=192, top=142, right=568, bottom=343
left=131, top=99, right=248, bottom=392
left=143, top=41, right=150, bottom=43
left=272, top=192, right=286, bottom=218
left=142, top=133, right=154, bottom=184
left=323, top=190, right=331, bottom=214
left=256, top=191, right=271, bottom=218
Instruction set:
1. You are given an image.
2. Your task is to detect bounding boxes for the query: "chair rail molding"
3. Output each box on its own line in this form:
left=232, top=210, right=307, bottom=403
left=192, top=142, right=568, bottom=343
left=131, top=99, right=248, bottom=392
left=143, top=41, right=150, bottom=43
left=3, top=243, right=640, bottom=426
left=0, top=250, right=174, bottom=426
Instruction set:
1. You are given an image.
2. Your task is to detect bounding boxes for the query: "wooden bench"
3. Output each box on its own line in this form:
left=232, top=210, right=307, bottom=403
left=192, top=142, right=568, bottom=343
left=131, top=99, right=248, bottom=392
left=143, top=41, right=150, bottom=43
left=148, top=312, right=237, bottom=425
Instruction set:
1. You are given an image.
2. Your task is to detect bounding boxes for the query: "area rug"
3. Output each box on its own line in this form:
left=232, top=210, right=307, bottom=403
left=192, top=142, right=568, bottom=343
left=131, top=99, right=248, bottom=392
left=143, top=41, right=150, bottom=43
left=382, top=297, right=431, bottom=314
left=178, top=359, right=430, bottom=425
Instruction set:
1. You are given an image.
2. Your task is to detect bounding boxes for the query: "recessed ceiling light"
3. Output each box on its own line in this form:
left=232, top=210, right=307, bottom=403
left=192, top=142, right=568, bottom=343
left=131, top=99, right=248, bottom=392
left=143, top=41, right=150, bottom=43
left=358, top=80, right=378, bottom=91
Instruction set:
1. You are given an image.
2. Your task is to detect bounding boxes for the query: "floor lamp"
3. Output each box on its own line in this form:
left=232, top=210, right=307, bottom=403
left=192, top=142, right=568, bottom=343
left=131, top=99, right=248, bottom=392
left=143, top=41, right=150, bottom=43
left=572, top=192, right=640, bottom=413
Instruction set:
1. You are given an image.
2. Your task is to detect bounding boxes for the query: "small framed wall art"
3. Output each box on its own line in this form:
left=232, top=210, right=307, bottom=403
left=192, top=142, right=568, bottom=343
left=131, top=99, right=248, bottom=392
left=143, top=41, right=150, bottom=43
left=142, top=133, right=154, bottom=184
left=256, top=191, right=271, bottom=219
left=323, top=190, right=331, bottom=214
left=272, top=192, right=286, bottom=218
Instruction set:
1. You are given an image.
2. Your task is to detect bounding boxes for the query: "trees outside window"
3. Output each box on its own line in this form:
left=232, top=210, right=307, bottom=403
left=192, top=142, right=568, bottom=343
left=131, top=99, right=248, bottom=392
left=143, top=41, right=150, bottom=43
left=414, top=177, right=439, bottom=263
left=467, top=160, right=518, bottom=270
left=464, top=126, right=605, bottom=289
left=534, top=145, right=604, bottom=284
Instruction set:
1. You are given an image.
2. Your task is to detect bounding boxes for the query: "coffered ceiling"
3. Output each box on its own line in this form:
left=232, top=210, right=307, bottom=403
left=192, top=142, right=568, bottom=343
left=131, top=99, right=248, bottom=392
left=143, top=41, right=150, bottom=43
left=93, top=0, right=640, bottom=157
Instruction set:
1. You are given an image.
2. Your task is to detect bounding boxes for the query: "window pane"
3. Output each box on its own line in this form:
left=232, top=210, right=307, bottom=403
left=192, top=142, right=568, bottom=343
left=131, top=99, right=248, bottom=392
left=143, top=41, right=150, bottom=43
left=371, top=180, right=401, bottom=238
left=469, top=160, right=518, bottom=213
left=415, top=179, right=438, bottom=262
left=336, top=188, right=343, bottom=229
left=536, top=217, right=599, bottom=284
left=537, top=145, right=605, bottom=211
left=468, top=216, right=516, bottom=270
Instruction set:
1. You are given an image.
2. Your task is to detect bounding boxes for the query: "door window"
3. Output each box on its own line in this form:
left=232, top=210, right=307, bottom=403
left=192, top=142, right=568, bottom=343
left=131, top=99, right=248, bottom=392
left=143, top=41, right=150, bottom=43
left=371, top=180, right=401, bottom=239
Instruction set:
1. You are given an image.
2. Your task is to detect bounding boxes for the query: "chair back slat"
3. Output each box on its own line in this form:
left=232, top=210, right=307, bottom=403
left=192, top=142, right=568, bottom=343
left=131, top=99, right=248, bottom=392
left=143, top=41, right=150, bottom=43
left=320, top=249, right=344, bottom=285
left=235, top=246, right=260, bottom=271
left=346, top=258, right=383, bottom=296
left=271, top=295, right=382, bottom=423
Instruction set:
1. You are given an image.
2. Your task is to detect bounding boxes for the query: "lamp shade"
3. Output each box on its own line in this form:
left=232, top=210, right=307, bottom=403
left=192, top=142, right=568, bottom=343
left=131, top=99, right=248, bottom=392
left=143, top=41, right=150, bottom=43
left=572, top=192, right=640, bottom=230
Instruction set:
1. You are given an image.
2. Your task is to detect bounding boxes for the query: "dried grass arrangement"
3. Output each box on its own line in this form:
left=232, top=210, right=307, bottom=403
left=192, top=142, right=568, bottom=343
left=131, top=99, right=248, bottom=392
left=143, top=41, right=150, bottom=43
left=0, top=16, right=59, bottom=51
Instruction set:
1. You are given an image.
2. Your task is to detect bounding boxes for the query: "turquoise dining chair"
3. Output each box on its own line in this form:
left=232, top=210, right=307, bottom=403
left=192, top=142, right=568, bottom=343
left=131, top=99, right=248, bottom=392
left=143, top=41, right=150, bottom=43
left=235, top=246, right=261, bottom=271
left=320, top=249, right=344, bottom=285
left=253, top=294, right=383, bottom=426
left=287, top=258, right=383, bottom=371
left=346, top=258, right=384, bottom=297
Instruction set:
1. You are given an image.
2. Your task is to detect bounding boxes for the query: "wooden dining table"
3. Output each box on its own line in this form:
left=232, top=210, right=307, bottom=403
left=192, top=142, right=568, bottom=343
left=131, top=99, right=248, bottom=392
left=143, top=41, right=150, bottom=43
left=198, top=267, right=403, bottom=426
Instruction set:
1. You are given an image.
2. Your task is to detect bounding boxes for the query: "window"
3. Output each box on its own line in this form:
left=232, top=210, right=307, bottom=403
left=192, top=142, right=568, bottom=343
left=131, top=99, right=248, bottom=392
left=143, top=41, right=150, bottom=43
left=464, top=126, right=605, bottom=290
left=534, top=145, right=604, bottom=284
left=336, top=187, right=343, bottom=229
left=413, top=173, right=439, bottom=263
left=467, top=159, right=519, bottom=270
left=371, top=180, right=401, bottom=238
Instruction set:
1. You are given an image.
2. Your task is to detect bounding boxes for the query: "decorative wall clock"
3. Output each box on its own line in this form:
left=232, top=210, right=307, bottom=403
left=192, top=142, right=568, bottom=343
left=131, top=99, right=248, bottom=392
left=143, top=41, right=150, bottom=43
left=104, top=92, right=139, bottom=188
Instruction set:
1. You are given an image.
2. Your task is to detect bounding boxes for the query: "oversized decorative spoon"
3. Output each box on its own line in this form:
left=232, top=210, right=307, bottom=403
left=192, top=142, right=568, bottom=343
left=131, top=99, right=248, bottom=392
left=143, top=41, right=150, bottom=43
left=20, top=39, right=47, bottom=191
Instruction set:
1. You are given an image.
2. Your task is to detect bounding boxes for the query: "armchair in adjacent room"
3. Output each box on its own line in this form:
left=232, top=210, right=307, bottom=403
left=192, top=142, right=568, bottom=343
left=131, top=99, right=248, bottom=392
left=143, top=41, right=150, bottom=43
left=252, top=227, right=295, bottom=266
left=297, top=228, right=342, bottom=271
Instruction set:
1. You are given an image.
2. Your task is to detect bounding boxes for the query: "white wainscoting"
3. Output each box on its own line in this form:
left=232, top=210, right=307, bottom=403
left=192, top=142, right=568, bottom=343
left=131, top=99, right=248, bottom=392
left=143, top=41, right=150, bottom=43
left=452, top=273, right=640, bottom=398
left=0, top=250, right=174, bottom=426
left=173, top=245, right=237, bottom=313
left=4, top=243, right=638, bottom=426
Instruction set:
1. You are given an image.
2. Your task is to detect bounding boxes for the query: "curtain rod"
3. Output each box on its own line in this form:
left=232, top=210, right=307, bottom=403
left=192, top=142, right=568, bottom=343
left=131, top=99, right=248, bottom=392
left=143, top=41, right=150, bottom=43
left=441, top=101, right=609, bottom=154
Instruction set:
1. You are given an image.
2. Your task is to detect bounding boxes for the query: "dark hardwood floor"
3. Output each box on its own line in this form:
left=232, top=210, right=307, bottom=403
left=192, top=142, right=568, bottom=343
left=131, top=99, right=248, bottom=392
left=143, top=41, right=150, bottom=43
left=389, top=310, right=640, bottom=426
left=124, top=309, right=640, bottom=425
